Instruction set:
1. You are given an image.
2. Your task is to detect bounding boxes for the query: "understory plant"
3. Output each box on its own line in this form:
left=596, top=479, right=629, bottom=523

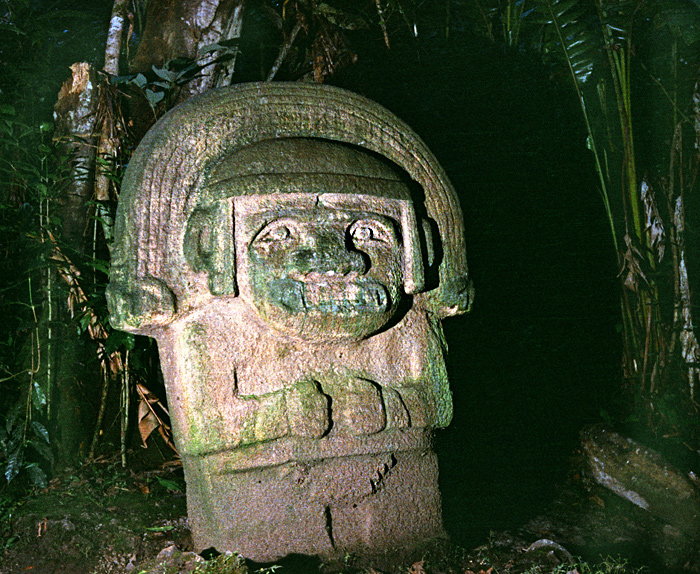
left=537, top=0, right=700, bottom=444
left=0, top=102, right=62, bottom=487
left=466, top=0, right=700, bottom=448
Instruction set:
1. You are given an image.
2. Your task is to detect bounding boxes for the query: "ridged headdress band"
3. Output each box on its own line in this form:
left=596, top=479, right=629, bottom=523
left=109, top=82, right=470, bottom=329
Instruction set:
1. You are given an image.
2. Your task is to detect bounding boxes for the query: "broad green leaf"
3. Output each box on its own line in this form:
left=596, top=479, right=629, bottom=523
left=145, top=89, right=165, bottom=107
left=30, top=438, right=54, bottom=464
left=145, top=525, right=175, bottom=532
left=214, top=38, right=240, bottom=49
left=78, top=311, right=93, bottom=334
left=133, top=73, right=148, bottom=88
left=104, top=329, right=135, bottom=354
left=85, top=258, right=110, bottom=274
left=200, top=42, right=225, bottom=55
left=151, top=65, right=178, bottom=83
left=156, top=476, right=184, bottom=492
left=31, top=421, right=49, bottom=442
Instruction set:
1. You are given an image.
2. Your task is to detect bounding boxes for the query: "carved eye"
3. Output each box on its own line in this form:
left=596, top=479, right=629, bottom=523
left=349, top=219, right=392, bottom=244
left=256, top=221, right=293, bottom=244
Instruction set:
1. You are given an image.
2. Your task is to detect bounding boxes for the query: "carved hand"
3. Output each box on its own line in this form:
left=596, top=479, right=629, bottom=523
left=285, top=380, right=330, bottom=438
left=334, top=378, right=387, bottom=435
left=394, top=386, right=435, bottom=429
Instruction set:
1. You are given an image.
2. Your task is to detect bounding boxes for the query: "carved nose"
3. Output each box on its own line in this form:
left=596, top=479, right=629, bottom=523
left=335, top=248, right=367, bottom=275
left=292, top=238, right=367, bottom=276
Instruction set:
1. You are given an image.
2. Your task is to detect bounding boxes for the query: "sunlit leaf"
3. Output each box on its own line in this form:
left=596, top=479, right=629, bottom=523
left=530, top=0, right=606, bottom=84
left=32, top=379, right=47, bottom=409
left=4, top=450, right=22, bottom=483
left=156, top=476, right=183, bottom=492
left=31, top=421, right=49, bottom=443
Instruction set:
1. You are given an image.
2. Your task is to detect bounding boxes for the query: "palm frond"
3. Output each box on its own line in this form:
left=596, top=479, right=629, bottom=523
left=526, top=0, right=600, bottom=82
left=529, top=0, right=636, bottom=84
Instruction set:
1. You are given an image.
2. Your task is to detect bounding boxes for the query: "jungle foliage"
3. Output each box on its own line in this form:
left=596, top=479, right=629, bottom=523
left=1, top=0, right=699, bottom=494
left=498, top=0, right=700, bottom=442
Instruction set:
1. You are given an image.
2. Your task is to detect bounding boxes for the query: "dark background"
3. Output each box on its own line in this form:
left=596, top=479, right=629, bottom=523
left=1, top=0, right=632, bottom=552
left=330, top=30, right=622, bottom=545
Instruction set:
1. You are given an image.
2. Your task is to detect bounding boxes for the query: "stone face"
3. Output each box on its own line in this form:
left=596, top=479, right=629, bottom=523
left=107, top=82, right=472, bottom=563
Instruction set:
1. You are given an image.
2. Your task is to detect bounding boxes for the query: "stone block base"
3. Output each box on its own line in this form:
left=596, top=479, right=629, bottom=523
left=183, top=448, right=445, bottom=563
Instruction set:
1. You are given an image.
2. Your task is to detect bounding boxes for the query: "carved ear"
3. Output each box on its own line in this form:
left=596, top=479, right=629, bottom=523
left=106, top=277, right=175, bottom=333
left=184, top=201, right=237, bottom=296
left=439, top=274, right=475, bottom=316
left=184, top=209, right=213, bottom=273
left=400, top=202, right=424, bottom=295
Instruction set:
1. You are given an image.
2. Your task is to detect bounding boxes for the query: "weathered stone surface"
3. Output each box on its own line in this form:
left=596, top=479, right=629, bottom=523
left=581, top=424, right=700, bottom=537
left=107, top=82, right=472, bottom=563
left=184, top=450, right=443, bottom=563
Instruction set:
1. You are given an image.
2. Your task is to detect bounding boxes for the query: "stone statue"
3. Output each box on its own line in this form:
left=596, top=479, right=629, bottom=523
left=107, top=82, right=473, bottom=565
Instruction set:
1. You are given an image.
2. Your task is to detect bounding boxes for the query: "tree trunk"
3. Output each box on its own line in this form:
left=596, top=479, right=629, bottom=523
left=131, top=0, right=244, bottom=99
left=124, top=0, right=244, bottom=143
left=51, top=62, right=100, bottom=466
left=53, top=62, right=97, bottom=251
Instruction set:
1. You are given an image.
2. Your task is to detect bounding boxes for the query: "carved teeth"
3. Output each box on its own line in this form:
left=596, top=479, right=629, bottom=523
left=268, top=277, right=389, bottom=314
left=302, top=281, right=387, bottom=313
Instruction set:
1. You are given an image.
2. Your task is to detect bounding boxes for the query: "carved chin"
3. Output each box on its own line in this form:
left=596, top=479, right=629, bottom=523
left=269, top=278, right=390, bottom=314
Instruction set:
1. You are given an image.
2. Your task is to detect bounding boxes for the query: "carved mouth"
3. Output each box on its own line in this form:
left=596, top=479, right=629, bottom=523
left=269, top=278, right=389, bottom=314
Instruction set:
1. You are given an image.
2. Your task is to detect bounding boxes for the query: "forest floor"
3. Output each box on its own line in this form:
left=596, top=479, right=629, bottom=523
left=0, top=447, right=695, bottom=574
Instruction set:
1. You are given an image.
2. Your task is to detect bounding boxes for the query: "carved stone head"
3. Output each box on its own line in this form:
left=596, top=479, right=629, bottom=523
left=106, top=82, right=473, bottom=564
left=107, top=83, right=472, bottom=336
left=185, top=138, right=429, bottom=343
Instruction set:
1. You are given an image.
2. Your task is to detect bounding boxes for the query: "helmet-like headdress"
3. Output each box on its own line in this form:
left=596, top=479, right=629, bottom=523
left=107, top=82, right=472, bottom=333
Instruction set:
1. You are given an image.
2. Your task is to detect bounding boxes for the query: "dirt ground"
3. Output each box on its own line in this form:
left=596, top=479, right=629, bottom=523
left=0, top=450, right=695, bottom=574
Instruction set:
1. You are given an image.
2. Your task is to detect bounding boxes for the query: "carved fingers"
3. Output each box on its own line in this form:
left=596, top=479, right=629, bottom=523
left=282, top=378, right=436, bottom=439
left=285, top=380, right=331, bottom=439
left=334, top=378, right=387, bottom=435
